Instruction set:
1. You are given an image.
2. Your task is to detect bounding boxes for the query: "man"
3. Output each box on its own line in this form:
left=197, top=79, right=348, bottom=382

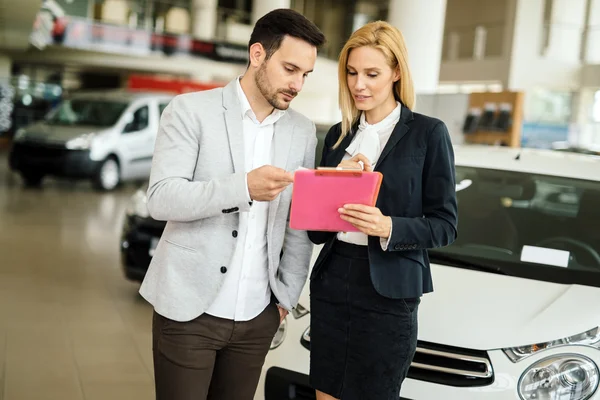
left=139, top=8, right=325, bottom=400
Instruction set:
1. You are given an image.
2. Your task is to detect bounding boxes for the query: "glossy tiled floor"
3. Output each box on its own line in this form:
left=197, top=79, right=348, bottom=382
left=0, top=150, right=155, bottom=400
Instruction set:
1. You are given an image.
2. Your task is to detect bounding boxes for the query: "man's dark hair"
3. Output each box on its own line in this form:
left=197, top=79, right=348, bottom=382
left=249, top=9, right=325, bottom=60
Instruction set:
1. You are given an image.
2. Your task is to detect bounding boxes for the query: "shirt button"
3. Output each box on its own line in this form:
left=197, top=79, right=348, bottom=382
left=220, top=266, right=227, bottom=274
left=232, top=230, right=238, bottom=238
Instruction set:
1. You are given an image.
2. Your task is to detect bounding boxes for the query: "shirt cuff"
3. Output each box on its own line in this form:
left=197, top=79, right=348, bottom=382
left=380, top=223, right=393, bottom=251
left=244, top=173, right=252, bottom=203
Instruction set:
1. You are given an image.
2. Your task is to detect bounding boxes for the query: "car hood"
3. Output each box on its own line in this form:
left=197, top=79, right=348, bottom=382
left=417, top=264, right=600, bottom=350
left=22, top=122, right=109, bottom=143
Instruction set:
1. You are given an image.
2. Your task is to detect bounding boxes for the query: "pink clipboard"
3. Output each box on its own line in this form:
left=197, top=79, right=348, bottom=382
left=289, top=168, right=383, bottom=232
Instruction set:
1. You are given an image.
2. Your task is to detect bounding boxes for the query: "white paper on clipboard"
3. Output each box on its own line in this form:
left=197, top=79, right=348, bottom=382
left=520, top=245, right=570, bottom=268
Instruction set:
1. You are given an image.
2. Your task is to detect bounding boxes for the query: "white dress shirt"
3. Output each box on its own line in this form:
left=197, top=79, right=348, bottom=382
left=337, top=102, right=401, bottom=249
left=206, top=78, right=285, bottom=321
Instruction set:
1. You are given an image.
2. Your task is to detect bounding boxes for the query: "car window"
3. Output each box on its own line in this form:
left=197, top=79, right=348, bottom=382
left=315, top=124, right=329, bottom=167
left=46, top=99, right=128, bottom=127
left=432, top=166, right=600, bottom=275
left=158, top=102, right=169, bottom=117
left=123, top=106, right=149, bottom=133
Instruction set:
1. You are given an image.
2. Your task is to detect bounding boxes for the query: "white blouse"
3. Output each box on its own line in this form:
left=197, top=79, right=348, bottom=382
left=337, top=102, right=401, bottom=248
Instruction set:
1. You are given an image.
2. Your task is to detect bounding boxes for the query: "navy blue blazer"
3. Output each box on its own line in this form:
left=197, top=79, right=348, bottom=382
left=308, top=104, right=458, bottom=299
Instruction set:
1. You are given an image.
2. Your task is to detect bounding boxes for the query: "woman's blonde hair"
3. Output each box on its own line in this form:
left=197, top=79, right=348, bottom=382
left=334, top=21, right=415, bottom=149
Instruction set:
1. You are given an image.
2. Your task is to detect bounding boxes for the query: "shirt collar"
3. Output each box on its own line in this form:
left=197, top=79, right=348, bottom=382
left=236, top=76, right=285, bottom=125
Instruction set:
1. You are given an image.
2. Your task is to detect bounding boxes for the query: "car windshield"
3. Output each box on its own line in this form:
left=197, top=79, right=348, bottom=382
left=430, top=166, right=600, bottom=286
left=46, top=99, right=129, bottom=127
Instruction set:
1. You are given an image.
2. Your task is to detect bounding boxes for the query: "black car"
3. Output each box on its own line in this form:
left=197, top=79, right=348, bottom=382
left=120, top=125, right=329, bottom=282
left=120, top=186, right=166, bottom=282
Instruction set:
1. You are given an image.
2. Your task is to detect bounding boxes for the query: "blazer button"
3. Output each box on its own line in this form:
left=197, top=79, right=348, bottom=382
left=220, top=266, right=227, bottom=273
left=232, top=230, right=238, bottom=238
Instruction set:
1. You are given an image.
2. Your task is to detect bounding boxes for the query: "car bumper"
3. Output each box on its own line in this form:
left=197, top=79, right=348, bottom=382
left=9, top=141, right=101, bottom=178
left=120, top=215, right=166, bottom=282
left=255, top=315, right=600, bottom=400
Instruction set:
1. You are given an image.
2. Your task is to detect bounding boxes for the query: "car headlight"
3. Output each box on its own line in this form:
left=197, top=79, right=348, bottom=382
left=518, top=354, right=599, bottom=400
left=14, top=128, right=26, bottom=141
left=66, top=133, right=95, bottom=150
left=290, top=302, right=309, bottom=319
left=302, top=326, right=310, bottom=343
left=126, top=189, right=149, bottom=218
left=270, top=316, right=287, bottom=350
left=504, top=327, right=600, bottom=362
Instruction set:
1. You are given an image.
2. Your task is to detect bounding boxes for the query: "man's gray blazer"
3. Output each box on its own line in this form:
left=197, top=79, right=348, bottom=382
left=139, top=79, right=317, bottom=322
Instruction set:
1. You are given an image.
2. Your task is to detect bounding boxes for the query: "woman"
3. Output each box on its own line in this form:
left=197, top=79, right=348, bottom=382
left=308, top=21, right=458, bottom=400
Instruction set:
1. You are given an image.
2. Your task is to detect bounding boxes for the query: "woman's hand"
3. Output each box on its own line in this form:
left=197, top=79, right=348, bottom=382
left=338, top=153, right=373, bottom=172
left=339, top=204, right=392, bottom=238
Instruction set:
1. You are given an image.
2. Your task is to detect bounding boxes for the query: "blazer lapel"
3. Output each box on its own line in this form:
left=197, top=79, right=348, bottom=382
left=222, top=80, right=245, bottom=173
left=331, top=127, right=356, bottom=166
left=271, top=113, right=293, bottom=170
left=268, top=113, right=294, bottom=234
left=375, top=105, right=413, bottom=170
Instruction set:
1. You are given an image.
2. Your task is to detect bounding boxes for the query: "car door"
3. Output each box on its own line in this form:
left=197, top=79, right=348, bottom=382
left=118, top=102, right=154, bottom=180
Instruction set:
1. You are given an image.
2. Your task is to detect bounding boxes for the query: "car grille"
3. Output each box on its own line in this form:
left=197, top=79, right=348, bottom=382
left=301, top=330, right=493, bottom=388
left=15, top=141, right=69, bottom=158
left=265, top=367, right=413, bottom=400
left=407, top=341, right=494, bottom=387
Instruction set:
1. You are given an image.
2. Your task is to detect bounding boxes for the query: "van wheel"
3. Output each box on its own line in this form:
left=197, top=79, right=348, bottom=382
left=94, top=157, right=120, bottom=191
left=21, top=172, right=44, bottom=187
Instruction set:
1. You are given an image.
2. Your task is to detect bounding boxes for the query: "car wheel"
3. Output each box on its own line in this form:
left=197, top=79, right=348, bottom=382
left=94, top=157, right=120, bottom=191
left=21, top=171, right=44, bottom=187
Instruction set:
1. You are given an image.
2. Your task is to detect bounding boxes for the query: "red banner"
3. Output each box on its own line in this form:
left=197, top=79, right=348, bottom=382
left=127, top=75, right=223, bottom=94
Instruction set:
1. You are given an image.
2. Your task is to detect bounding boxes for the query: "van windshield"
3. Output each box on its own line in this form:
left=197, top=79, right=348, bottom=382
left=46, top=99, right=129, bottom=127
left=430, top=166, right=600, bottom=286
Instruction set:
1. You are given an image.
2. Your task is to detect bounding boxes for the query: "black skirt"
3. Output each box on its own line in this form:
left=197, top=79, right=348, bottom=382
left=309, top=240, right=420, bottom=400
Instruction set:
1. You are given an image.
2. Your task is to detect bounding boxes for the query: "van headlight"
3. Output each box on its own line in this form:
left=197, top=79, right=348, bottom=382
left=504, top=327, right=600, bottom=362
left=302, top=326, right=310, bottom=343
left=14, top=128, right=26, bottom=141
left=291, top=302, right=309, bottom=319
left=270, top=317, right=287, bottom=350
left=126, top=188, right=149, bottom=218
left=518, top=355, right=599, bottom=400
left=66, top=133, right=95, bottom=149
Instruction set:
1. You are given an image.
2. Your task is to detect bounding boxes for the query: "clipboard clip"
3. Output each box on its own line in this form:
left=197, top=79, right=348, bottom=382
left=316, top=167, right=363, bottom=177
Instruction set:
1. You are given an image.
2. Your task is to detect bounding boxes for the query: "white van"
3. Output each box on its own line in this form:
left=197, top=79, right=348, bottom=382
left=255, top=145, right=600, bottom=400
left=8, top=89, right=174, bottom=190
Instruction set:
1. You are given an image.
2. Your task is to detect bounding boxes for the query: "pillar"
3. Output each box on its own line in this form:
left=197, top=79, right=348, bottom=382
left=0, top=56, right=11, bottom=79
left=191, top=0, right=218, bottom=41
left=387, top=0, right=447, bottom=93
left=251, top=0, right=291, bottom=25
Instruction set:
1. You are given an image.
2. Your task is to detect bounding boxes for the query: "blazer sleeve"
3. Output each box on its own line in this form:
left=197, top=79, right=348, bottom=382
left=387, top=121, right=458, bottom=251
left=278, top=125, right=318, bottom=309
left=307, top=124, right=340, bottom=245
left=146, top=96, right=251, bottom=222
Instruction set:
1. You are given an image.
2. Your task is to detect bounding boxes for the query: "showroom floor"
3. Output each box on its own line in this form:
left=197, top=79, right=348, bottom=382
left=0, top=150, right=155, bottom=400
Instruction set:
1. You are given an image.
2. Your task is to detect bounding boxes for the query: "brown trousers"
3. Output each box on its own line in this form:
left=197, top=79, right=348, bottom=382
left=152, top=302, right=281, bottom=400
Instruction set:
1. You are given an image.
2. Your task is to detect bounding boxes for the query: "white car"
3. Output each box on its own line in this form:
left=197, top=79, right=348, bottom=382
left=9, top=90, right=173, bottom=190
left=254, top=145, right=600, bottom=400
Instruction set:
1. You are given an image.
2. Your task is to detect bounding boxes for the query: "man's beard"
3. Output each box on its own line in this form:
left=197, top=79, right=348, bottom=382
left=255, top=62, right=297, bottom=110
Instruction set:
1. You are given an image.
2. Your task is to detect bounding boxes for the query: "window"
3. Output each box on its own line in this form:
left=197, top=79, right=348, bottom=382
left=592, top=90, right=600, bottom=123
left=431, top=166, right=600, bottom=275
left=46, top=99, right=128, bottom=127
left=158, top=102, right=169, bottom=117
left=123, top=105, right=149, bottom=133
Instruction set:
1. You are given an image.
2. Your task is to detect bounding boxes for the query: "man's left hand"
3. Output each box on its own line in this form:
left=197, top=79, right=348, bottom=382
left=339, top=204, right=392, bottom=238
left=277, top=306, right=288, bottom=324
